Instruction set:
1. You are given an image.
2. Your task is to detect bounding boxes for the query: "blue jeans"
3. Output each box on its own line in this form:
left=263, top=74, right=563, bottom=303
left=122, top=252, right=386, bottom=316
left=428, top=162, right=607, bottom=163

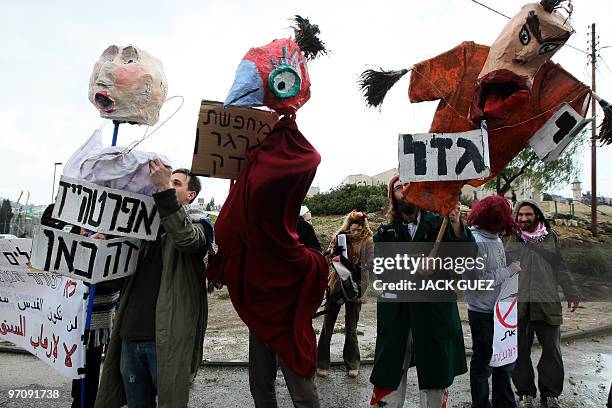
left=120, top=340, right=158, bottom=408
left=468, top=310, right=516, bottom=408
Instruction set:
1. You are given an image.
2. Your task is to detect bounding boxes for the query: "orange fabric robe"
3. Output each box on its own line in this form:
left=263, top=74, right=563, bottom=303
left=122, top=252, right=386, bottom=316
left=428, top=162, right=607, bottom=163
left=405, top=41, right=590, bottom=214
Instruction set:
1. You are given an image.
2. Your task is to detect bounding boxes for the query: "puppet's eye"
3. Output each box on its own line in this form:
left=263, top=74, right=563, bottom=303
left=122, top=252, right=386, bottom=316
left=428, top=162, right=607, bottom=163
left=519, top=25, right=531, bottom=45
left=268, top=66, right=301, bottom=99
left=539, top=43, right=560, bottom=55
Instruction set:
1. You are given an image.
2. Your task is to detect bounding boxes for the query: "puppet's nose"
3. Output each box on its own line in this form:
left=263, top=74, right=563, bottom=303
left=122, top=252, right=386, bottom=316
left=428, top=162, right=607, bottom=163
left=224, top=60, right=264, bottom=108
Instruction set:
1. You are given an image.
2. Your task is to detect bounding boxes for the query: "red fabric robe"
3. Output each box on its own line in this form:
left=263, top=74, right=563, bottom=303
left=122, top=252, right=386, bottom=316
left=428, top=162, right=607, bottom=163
left=207, top=116, right=328, bottom=378
left=405, top=41, right=590, bottom=215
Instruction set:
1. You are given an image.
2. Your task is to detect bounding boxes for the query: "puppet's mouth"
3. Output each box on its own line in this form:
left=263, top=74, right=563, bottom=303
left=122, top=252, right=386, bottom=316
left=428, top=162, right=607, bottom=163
left=94, top=91, right=116, bottom=113
left=471, top=70, right=530, bottom=121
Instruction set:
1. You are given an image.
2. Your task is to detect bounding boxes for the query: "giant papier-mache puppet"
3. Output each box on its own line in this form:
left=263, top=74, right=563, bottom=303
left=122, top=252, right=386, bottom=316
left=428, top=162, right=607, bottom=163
left=359, top=0, right=612, bottom=216
left=64, top=44, right=171, bottom=195
left=206, top=16, right=329, bottom=378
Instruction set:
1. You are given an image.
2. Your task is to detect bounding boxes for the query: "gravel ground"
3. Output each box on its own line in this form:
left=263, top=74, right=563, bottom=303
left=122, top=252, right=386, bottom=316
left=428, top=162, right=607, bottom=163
left=0, top=333, right=610, bottom=407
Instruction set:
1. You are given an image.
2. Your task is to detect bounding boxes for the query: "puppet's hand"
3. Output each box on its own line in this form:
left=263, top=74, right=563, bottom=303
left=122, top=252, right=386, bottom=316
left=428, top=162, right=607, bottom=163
left=149, top=159, right=173, bottom=191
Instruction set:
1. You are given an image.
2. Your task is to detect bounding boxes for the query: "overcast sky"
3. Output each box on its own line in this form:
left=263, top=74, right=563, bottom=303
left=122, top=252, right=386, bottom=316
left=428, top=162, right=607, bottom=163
left=1, top=0, right=611, bottom=206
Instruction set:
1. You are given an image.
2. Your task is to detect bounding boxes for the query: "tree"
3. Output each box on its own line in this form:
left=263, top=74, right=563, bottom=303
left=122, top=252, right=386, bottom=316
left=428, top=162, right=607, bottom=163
left=0, top=199, right=13, bottom=234
left=484, top=130, right=587, bottom=195
left=304, top=183, right=388, bottom=215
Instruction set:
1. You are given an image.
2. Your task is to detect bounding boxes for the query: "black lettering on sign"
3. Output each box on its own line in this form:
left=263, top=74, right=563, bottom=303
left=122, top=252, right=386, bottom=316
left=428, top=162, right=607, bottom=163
left=456, top=138, right=486, bottom=174
left=16, top=246, right=30, bottom=262
left=220, top=112, right=230, bottom=127
left=88, top=191, right=107, bottom=228
left=402, top=134, right=427, bottom=175
left=133, top=203, right=157, bottom=236
left=211, top=154, right=224, bottom=175
left=74, top=241, right=97, bottom=280
left=237, top=135, right=250, bottom=150
left=246, top=117, right=256, bottom=131
left=54, top=236, right=77, bottom=272
left=2, top=252, right=18, bottom=265
left=213, top=131, right=222, bottom=146
left=103, top=242, right=123, bottom=277
left=223, top=134, right=237, bottom=149
left=117, top=197, right=140, bottom=234
left=553, top=111, right=578, bottom=144
left=233, top=116, right=244, bottom=130
left=42, top=228, right=55, bottom=271
left=56, top=180, right=71, bottom=217
left=123, top=241, right=139, bottom=273
left=430, top=138, right=453, bottom=176
left=203, top=110, right=217, bottom=125
left=107, top=193, right=123, bottom=231
left=78, top=187, right=95, bottom=223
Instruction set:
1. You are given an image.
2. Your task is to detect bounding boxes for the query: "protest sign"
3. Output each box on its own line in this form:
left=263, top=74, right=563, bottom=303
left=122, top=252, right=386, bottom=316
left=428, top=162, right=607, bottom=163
left=490, top=273, right=518, bottom=367
left=191, top=100, right=279, bottom=179
left=398, top=121, right=490, bottom=182
left=528, top=103, right=593, bottom=162
left=52, top=176, right=159, bottom=241
left=0, top=268, right=87, bottom=379
left=30, top=225, right=141, bottom=284
left=0, top=238, right=31, bottom=271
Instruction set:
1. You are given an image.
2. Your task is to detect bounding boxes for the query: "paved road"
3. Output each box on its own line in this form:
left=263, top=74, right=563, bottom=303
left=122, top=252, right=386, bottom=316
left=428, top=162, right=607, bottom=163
left=0, top=334, right=610, bottom=407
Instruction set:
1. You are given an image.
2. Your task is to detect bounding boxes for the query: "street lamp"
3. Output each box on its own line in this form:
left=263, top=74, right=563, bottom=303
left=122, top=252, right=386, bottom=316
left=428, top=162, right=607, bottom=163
left=51, top=162, right=62, bottom=203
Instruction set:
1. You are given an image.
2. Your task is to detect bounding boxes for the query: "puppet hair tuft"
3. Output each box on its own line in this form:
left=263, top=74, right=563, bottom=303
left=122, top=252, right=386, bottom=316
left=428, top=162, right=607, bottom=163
left=292, top=15, right=327, bottom=61
left=358, top=68, right=409, bottom=108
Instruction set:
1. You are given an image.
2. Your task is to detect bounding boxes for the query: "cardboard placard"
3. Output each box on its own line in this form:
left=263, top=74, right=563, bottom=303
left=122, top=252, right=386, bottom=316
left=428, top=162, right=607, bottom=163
left=30, top=226, right=141, bottom=284
left=399, top=122, right=490, bottom=182
left=0, top=238, right=32, bottom=272
left=528, top=103, right=593, bottom=162
left=191, top=100, right=279, bottom=179
left=0, top=267, right=87, bottom=379
left=53, top=176, right=160, bottom=241
left=490, top=273, right=518, bottom=367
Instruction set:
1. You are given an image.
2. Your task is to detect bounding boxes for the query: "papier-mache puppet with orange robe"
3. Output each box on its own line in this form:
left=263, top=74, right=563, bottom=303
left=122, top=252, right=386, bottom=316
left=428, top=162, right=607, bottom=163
left=360, top=0, right=612, bottom=216
left=206, top=16, right=329, bottom=379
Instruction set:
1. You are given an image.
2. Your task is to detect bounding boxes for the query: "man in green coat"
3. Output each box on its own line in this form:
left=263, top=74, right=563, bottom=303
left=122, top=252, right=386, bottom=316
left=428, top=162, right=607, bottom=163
left=505, top=199, right=580, bottom=408
left=370, top=174, right=474, bottom=408
left=95, top=161, right=209, bottom=408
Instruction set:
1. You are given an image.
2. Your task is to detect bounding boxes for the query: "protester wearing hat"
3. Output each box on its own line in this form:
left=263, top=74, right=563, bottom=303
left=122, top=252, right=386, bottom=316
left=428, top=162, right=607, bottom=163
left=316, top=210, right=374, bottom=379
left=297, top=205, right=321, bottom=252
left=369, top=174, right=474, bottom=408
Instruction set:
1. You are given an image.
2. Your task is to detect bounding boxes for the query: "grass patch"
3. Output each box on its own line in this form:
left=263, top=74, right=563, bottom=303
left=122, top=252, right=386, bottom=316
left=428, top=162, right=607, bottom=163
left=215, top=292, right=231, bottom=300
left=332, top=326, right=364, bottom=336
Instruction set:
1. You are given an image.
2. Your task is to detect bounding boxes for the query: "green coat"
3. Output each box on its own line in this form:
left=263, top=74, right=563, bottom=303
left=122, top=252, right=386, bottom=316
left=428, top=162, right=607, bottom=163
left=505, top=228, right=580, bottom=325
left=95, top=189, right=208, bottom=408
left=370, top=211, right=473, bottom=391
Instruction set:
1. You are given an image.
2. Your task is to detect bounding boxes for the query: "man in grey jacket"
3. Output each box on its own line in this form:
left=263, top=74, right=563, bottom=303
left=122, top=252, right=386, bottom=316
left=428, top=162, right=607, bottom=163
left=505, top=199, right=580, bottom=408
left=96, top=161, right=209, bottom=408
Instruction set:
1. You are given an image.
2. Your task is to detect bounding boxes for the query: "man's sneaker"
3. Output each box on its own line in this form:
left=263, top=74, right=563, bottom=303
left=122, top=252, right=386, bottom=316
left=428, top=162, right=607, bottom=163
left=518, top=395, right=536, bottom=408
left=543, top=396, right=561, bottom=408
left=347, top=369, right=359, bottom=378
left=315, top=368, right=328, bottom=378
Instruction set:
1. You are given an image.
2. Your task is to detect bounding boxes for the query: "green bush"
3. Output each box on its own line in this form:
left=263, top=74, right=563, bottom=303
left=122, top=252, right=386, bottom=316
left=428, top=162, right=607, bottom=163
left=304, top=184, right=388, bottom=216
left=564, top=247, right=612, bottom=278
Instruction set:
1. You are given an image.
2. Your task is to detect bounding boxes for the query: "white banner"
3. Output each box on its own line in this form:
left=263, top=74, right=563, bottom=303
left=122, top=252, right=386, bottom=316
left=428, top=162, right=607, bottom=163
left=30, top=225, right=141, bottom=284
left=528, top=103, right=593, bottom=163
left=399, top=121, right=490, bottom=182
left=0, top=238, right=32, bottom=271
left=52, top=176, right=160, bottom=240
left=0, top=268, right=88, bottom=379
left=490, top=273, right=518, bottom=367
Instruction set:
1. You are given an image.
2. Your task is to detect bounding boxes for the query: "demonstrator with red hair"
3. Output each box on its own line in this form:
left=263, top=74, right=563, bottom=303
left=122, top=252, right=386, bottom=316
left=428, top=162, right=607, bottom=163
left=465, top=194, right=521, bottom=408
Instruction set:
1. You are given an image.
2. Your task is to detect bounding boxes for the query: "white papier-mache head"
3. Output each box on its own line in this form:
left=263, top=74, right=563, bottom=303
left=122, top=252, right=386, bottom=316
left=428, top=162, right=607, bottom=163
left=88, top=45, right=168, bottom=126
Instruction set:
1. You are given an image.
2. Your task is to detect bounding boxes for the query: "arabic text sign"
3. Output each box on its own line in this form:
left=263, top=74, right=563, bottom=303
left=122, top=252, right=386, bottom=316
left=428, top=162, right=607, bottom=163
left=191, top=100, right=279, bottom=179
left=0, top=268, right=87, bottom=379
left=490, top=274, right=518, bottom=367
left=53, top=176, right=160, bottom=241
left=0, top=238, right=31, bottom=271
left=528, top=103, right=593, bottom=163
left=398, top=122, right=490, bottom=182
left=30, top=226, right=141, bottom=284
